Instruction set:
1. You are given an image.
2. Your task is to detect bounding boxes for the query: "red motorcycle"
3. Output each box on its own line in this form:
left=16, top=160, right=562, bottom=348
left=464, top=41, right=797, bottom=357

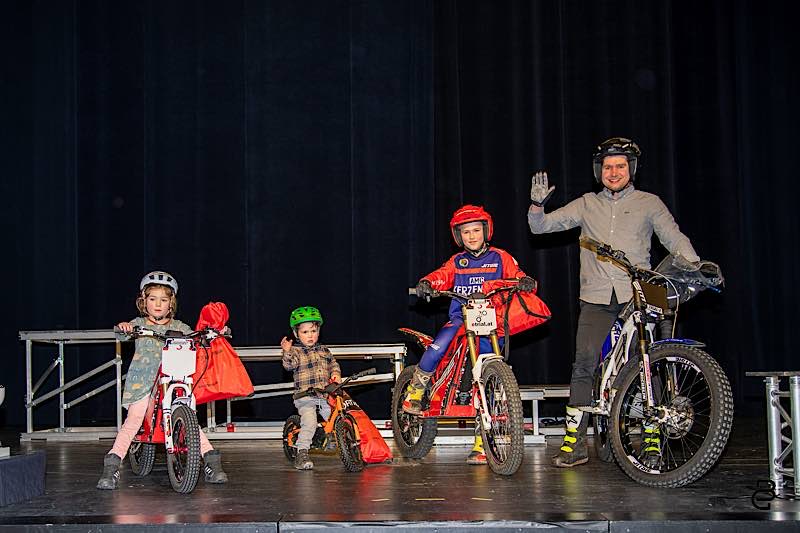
left=392, top=283, right=533, bottom=475
left=122, top=326, right=225, bottom=493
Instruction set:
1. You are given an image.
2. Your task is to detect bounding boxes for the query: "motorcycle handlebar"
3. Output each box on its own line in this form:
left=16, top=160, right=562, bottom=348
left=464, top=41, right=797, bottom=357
left=408, top=281, right=522, bottom=301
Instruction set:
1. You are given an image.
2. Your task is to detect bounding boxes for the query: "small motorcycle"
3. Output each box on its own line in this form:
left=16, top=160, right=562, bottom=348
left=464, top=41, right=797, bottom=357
left=282, top=368, right=377, bottom=472
left=394, top=283, right=528, bottom=476
left=122, top=326, right=225, bottom=493
left=581, top=237, right=733, bottom=487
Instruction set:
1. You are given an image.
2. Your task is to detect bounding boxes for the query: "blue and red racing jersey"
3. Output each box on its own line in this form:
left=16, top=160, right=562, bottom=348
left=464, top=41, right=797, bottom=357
left=422, top=246, right=526, bottom=321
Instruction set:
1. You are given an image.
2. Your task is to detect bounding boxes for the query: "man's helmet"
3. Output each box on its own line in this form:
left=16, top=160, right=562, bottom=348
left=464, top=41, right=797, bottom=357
left=449, top=205, right=494, bottom=247
left=289, top=306, right=324, bottom=329
left=592, top=137, right=641, bottom=182
left=139, top=271, right=178, bottom=294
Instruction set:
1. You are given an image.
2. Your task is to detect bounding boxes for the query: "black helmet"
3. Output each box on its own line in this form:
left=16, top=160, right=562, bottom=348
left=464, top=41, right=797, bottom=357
left=592, top=137, right=641, bottom=182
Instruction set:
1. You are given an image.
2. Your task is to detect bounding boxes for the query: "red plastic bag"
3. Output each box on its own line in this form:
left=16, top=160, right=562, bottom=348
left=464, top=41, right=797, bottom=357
left=349, top=409, right=393, bottom=464
left=192, top=302, right=254, bottom=405
left=483, top=280, right=552, bottom=337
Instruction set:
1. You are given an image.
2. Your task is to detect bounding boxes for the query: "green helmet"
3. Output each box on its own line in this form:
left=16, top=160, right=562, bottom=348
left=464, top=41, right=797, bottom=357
left=289, top=306, right=323, bottom=329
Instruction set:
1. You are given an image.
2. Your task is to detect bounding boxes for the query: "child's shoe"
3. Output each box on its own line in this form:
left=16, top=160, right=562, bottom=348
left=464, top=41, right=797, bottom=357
left=203, top=450, right=229, bottom=483
left=294, top=449, right=313, bottom=470
left=96, top=453, right=122, bottom=490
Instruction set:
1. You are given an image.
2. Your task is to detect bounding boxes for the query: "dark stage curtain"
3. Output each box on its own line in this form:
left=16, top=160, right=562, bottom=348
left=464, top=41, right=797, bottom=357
left=4, top=0, right=798, bottom=427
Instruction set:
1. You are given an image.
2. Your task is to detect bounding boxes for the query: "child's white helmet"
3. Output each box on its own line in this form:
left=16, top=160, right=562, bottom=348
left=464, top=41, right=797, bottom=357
left=139, top=271, right=178, bottom=295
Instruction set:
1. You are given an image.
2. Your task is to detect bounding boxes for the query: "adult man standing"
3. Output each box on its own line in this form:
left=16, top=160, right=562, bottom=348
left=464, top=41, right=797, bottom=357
left=527, top=137, right=700, bottom=468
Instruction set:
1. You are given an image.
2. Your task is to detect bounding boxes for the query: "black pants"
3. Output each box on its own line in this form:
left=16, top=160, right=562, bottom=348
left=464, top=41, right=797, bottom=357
left=569, top=294, right=624, bottom=406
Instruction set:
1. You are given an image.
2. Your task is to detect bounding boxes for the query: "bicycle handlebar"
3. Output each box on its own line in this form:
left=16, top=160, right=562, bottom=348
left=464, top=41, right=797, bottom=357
left=304, top=367, right=378, bottom=397
left=115, top=325, right=229, bottom=344
left=407, top=280, right=523, bottom=302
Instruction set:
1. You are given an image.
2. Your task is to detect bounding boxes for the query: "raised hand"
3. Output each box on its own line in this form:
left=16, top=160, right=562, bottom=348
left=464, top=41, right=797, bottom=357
left=530, top=170, right=555, bottom=207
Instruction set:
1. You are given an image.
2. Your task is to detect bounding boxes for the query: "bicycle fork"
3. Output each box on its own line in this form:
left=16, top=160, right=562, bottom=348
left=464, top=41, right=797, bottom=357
left=467, top=330, right=503, bottom=430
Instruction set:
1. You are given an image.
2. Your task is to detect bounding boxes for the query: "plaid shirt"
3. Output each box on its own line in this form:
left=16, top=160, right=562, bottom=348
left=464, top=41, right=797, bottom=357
left=282, top=343, right=341, bottom=396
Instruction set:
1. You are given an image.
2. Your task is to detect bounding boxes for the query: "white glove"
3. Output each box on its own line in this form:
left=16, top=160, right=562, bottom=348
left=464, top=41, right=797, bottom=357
left=530, top=171, right=555, bottom=207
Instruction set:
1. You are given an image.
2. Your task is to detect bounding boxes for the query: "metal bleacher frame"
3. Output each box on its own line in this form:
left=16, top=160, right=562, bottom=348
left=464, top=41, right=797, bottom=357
left=18, top=328, right=568, bottom=445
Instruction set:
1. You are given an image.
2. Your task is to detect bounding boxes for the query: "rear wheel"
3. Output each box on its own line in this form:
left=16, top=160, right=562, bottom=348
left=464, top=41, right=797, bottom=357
left=129, top=441, right=156, bottom=476
left=479, top=360, right=524, bottom=476
left=335, top=414, right=365, bottom=472
left=609, top=344, right=733, bottom=487
left=391, top=365, right=437, bottom=459
left=166, top=404, right=202, bottom=494
left=283, top=415, right=301, bottom=462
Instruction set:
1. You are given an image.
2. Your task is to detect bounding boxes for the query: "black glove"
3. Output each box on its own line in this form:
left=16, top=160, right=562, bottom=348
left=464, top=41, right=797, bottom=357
left=517, top=276, right=537, bottom=292
left=415, top=279, right=433, bottom=299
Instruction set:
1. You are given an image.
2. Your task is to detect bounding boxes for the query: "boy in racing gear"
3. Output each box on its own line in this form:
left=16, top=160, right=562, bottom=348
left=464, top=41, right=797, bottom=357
left=404, top=204, right=536, bottom=464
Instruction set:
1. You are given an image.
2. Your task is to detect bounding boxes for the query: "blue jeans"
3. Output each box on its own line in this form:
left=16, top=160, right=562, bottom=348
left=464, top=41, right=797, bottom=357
left=418, top=319, right=503, bottom=373
left=293, top=396, right=331, bottom=451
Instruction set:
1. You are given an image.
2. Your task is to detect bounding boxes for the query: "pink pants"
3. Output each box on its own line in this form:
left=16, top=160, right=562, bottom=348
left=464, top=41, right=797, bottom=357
left=109, top=396, right=213, bottom=459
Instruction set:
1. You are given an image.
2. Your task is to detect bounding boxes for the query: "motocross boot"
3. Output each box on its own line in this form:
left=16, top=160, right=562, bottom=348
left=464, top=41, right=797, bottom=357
left=294, top=448, right=314, bottom=470
left=402, top=368, right=433, bottom=415
left=552, top=406, right=589, bottom=468
left=641, top=424, right=663, bottom=469
left=96, top=453, right=122, bottom=490
left=466, top=433, right=487, bottom=465
left=203, top=450, right=229, bottom=483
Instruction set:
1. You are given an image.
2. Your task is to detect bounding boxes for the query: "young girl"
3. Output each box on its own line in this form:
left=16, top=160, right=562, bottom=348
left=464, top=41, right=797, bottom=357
left=96, top=271, right=228, bottom=489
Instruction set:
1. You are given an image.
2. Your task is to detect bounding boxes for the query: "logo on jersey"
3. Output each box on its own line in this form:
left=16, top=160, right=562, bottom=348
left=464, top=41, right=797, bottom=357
left=469, top=276, right=485, bottom=285
left=458, top=258, right=469, bottom=267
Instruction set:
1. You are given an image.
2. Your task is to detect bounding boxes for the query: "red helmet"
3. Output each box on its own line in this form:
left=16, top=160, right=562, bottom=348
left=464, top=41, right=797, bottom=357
left=449, top=205, right=493, bottom=247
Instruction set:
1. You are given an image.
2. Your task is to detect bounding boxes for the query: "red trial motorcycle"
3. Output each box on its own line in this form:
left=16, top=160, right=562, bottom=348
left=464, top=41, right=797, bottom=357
left=392, top=281, right=549, bottom=476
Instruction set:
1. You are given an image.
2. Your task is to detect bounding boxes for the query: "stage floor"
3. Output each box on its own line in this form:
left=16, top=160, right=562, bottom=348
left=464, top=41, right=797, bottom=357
left=0, top=418, right=798, bottom=531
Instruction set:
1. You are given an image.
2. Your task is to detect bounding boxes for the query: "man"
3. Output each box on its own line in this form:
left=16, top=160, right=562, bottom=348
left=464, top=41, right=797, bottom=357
left=527, top=137, right=699, bottom=467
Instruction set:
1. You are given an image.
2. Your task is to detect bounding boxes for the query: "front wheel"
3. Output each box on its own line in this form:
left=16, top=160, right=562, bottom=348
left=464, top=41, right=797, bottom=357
left=335, top=414, right=365, bottom=472
left=391, top=365, right=437, bottom=459
left=166, top=404, right=202, bottom=494
left=479, top=360, right=524, bottom=476
left=283, top=415, right=301, bottom=462
left=609, top=344, right=733, bottom=487
left=129, top=441, right=156, bottom=476
left=592, top=369, right=614, bottom=463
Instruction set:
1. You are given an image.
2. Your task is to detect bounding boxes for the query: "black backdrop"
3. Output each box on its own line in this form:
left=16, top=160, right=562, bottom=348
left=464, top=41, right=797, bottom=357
left=3, top=0, right=797, bottom=428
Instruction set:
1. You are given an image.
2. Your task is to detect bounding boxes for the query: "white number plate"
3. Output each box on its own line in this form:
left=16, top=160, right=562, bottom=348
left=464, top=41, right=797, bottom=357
left=464, top=298, right=497, bottom=336
left=161, top=339, right=197, bottom=377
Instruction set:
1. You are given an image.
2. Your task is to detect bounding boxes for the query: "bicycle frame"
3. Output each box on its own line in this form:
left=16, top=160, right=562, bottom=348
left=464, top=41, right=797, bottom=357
left=133, top=331, right=212, bottom=454
left=406, top=291, right=505, bottom=428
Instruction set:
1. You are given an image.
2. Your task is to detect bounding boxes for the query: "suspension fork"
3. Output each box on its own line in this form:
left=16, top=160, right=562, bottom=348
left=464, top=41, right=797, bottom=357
left=632, top=280, right=656, bottom=411
left=467, top=329, right=500, bottom=429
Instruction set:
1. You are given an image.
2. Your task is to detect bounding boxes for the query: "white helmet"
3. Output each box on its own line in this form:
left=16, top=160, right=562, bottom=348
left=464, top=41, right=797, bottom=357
left=139, top=271, right=178, bottom=294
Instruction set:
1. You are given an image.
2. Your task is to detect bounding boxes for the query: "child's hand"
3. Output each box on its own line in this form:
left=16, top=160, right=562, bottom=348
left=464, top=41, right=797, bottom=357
left=116, top=321, right=133, bottom=334
left=330, top=375, right=341, bottom=384
left=280, top=336, right=293, bottom=351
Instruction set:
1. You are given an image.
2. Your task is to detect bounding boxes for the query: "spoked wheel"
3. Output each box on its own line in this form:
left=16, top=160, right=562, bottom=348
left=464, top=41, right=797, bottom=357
left=592, top=369, right=614, bottom=463
left=129, top=441, right=156, bottom=476
left=166, top=404, right=202, bottom=494
left=391, top=365, right=437, bottom=459
left=478, top=360, right=524, bottom=476
left=609, top=343, right=733, bottom=487
left=335, top=414, right=365, bottom=472
left=282, top=415, right=301, bottom=462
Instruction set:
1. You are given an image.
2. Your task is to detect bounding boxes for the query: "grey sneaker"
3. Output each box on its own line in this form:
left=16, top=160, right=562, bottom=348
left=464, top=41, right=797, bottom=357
left=294, top=449, right=313, bottom=470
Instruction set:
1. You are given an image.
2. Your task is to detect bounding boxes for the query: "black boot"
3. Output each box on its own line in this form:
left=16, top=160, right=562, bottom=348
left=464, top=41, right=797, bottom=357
left=203, top=450, right=229, bottom=483
left=96, top=453, right=122, bottom=490
left=552, top=406, right=589, bottom=468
